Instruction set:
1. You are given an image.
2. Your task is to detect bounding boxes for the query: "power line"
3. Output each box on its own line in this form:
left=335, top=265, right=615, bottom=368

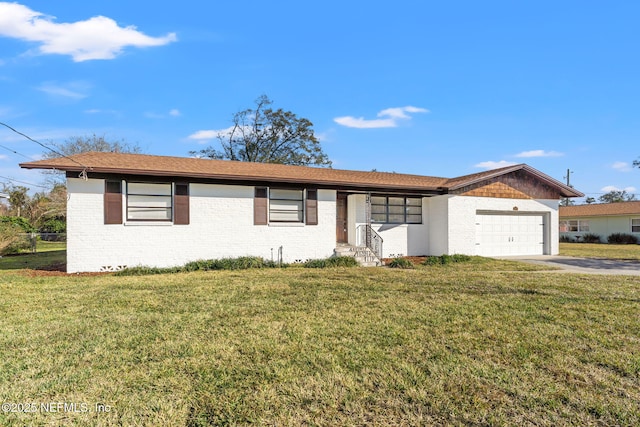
left=0, top=143, right=32, bottom=160
left=0, top=175, right=48, bottom=189
left=0, top=121, right=90, bottom=170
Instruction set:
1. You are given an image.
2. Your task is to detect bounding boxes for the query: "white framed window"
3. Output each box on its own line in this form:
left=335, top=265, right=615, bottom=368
left=269, top=188, right=304, bottom=223
left=126, top=182, right=172, bottom=221
left=632, top=218, right=640, bottom=233
left=559, top=220, right=589, bottom=232
left=371, top=196, right=422, bottom=224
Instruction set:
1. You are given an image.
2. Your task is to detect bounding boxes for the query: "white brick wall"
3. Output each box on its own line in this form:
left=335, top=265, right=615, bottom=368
left=345, top=194, right=558, bottom=258
left=425, top=196, right=449, bottom=255
left=65, top=178, right=561, bottom=272
left=67, top=178, right=337, bottom=272
left=350, top=194, right=429, bottom=258
left=437, top=195, right=559, bottom=256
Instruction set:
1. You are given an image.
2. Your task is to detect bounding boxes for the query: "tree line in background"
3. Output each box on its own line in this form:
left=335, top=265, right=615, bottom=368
left=1, top=134, right=143, bottom=236
left=0, top=184, right=68, bottom=254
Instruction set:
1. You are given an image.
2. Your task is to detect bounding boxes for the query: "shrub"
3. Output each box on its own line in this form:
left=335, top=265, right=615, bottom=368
left=39, top=218, right=67, bottom=234
left=114, top=266, right=182, bottom=276
left=0, top=222, right=25, bottom=255
left=422, top=254, right=473, bottom=266
left=183, top=256, right=277, bottom=271
left=581, top=233, right=601, bottom=243
left=116, top=255, right=360, bottom=276
left=559, top=235, right=573, bottom=243
left=387, top=257, right=414, bottom=269
left=607, top=233, right=639, bottom=244
left=3, top=237, right=32, bottom=255
left=304, top=256, right=359, bottom=268
left=0, top=216, right=35, bottom=232
left=116, top=256, right=278, bottom=276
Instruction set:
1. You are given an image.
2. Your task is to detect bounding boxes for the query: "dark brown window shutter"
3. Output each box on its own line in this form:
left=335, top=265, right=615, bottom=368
left=174, top=183, right=190, bottom=225
left=306, top=189, right=318, bottom=225
left=104, top=180, right=122, bottom=224
left=254, top=187, right=268, bottom=225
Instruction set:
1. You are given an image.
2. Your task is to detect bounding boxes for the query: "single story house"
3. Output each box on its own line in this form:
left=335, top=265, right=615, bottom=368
left=21, top=152, right=582, bottom=273
left=559, top=201, right=640, bottom=242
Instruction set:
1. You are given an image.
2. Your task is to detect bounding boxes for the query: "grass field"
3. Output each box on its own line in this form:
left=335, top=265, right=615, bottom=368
left=560, top=242, right=640, bottom=260
left=0, top=241, right=66, bottom=270
left=1, top=261, right=639, bottom=426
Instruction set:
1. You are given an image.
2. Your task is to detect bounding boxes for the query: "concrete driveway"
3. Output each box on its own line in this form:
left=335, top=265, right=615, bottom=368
left=499, top=255, right=640, bottom=276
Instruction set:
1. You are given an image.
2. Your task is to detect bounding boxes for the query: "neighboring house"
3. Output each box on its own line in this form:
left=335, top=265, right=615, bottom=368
left=21, top=152, right=582, bottom=273
left=559, top=201, right=640, bottom=242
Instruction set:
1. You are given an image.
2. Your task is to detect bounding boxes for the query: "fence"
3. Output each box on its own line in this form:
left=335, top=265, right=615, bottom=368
left=15, top=233, right=67, bottom=253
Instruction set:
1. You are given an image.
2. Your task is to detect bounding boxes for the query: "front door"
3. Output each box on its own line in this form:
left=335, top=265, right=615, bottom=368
left=336, top=193, right=348, bottom=243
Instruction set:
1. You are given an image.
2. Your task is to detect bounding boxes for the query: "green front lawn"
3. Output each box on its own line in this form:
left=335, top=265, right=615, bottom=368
left=1, top=265, right=638, bottom=425
left=0, top=250, right=65, bottom=271
left=560, top=242, right=640, bottom=260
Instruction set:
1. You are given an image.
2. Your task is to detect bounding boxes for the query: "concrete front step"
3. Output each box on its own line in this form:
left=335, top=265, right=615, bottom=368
left=334, top=245, right=383, bottom=267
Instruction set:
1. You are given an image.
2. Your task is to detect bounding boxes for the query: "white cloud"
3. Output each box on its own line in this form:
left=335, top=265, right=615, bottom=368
left=38, top=81, right=90, bottom=99
left=0, top=2, right=177, bottom=62
left=334, top=105, right=429, bottom=129
left=514, top=149, right=563, bottom=158
left=333, top=116, right=396, bottom=129
left=611, top=161, right=632, bottom=172
left=600, top=185, right=637, bottom=193
left=188, top=126, right=239, bottom=143
left=0, top=154, right=7, bottom=160
left=474, top=160, right=518, bottom=170
left=146, top=109, right=182, bottom=119
left=84, top=108, right=121, bottom=118
left=188, top=130, right=217, bottom=140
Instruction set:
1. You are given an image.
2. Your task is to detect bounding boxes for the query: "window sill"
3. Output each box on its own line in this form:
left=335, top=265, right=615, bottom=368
left=124, top=221, right=174, bottom=226
left=269, top=222, right=305, bottom=227
left=371, top=223, right=423, bottom=226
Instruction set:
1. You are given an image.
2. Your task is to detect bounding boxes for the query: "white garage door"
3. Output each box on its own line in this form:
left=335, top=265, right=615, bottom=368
left=476, top=213, right=545, bottom=256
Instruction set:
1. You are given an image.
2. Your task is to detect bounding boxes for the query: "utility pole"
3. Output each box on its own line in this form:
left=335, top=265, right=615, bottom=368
left=563, top=169, right=573, bottom=206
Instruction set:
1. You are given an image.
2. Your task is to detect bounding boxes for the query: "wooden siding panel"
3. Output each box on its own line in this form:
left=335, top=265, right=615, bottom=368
left=454, top=170, right=562, bottom=199
left=461, top=182, right=531, bottom=199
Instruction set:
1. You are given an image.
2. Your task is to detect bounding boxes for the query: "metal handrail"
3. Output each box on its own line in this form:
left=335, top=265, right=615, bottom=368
left=356, top=224, right=383, bottom=259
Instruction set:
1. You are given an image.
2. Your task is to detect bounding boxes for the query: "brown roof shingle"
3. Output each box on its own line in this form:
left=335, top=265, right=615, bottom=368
left=560, top=201, right=640, bottom=217
left=20, top=152, right=449, bottom=193
left=20, top=151, right=582, bottom=196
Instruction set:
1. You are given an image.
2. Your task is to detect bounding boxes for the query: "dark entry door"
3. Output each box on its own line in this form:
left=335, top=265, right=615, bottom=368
left=336, top=193, right=348, bottom=243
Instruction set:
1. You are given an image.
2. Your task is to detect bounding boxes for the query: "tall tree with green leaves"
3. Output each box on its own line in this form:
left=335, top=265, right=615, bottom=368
left=598, top=190, right=636, bottom=203
left=190, top=95, right=331, bottom=167
left=3, top=185, right=29, bottom=217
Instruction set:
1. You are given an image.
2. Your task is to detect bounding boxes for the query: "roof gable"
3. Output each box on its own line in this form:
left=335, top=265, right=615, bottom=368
left=449, top=166, right=579, bottom=199
left=19, top=152, right=583, bottom=198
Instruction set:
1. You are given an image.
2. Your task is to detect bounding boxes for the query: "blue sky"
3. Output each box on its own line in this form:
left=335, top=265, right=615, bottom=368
left=0, top=1, right=638, bottom=201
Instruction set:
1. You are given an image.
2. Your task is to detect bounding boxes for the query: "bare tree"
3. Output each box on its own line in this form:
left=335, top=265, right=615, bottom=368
left=42, top=134, right=143, bottom=186
left=190, top=95, right=331, bottom=167
left=42, top=134, right=142, bottom=159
